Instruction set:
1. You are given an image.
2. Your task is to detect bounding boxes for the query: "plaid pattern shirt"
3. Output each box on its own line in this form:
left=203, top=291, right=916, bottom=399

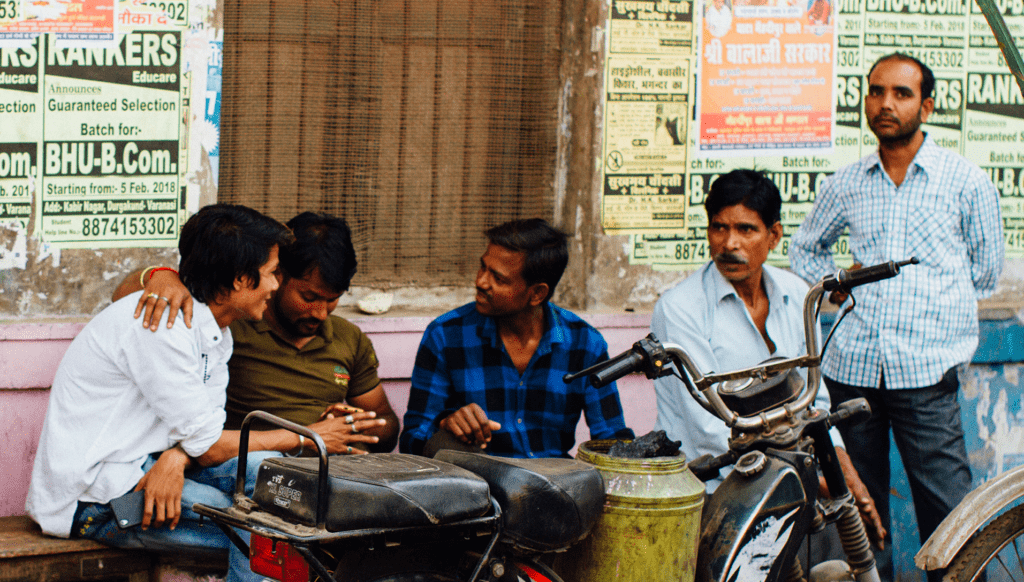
left=399, top=302, right=634, bottom=458
left=791, top=135, right=1003, bottom=389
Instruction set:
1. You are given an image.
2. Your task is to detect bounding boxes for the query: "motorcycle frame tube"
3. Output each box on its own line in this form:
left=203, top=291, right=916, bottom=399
left=915, top=463, right=1024, bottom=571
left=697, top=450, right=817, bottom=582
left=237, top=410, right=330, bottom=528
left=663, top=282, right=827, bottom=434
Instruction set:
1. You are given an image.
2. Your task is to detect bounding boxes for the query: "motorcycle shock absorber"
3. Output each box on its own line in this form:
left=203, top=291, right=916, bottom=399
left=834, top=499, right=877, bottom=578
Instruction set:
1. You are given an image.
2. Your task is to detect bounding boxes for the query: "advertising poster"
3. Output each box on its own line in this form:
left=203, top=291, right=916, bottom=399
left=696, top=0, right=837, bottom=154
left=601, top=0, right=696, bottom=233
left=0, top=0, right=116, bottom=42
left=620, top=0, right=1024, bottom=268
left=0, top=38, right=37, bottom=225
left=0, top=0, right=206, bottom=248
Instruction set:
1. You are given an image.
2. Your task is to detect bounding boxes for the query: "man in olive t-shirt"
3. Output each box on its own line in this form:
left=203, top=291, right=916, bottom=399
left=225, top=314, right=382, bottom=429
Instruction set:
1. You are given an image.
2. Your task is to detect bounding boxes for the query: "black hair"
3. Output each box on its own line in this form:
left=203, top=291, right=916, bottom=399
left=868, top=52, right=935, bottom=99
left=280, top=212, right=358, bottom=294
left=178, top=204, right=292, bottom=303
left=485, top=218, right=568, bottom=302
left=704, top=169, right=781, bottom=227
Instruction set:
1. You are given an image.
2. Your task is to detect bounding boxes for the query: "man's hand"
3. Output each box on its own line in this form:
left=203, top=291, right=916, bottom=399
left=308, top=411, right=387, bottom=455
left=439, top=404, right=501, bottom=449
left=134, top=446, right=190, bottom=530
left=136, top=270, right=193, bottom=330
left=823, top=447, right=887, bottom=549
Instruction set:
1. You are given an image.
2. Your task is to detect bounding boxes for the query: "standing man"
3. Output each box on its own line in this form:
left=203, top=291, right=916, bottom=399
left=28, top=205, right=363, bottom=582
left=790, top=53, right=1003, bottom=582
left=652, top=169, right=884, bottom=545
left=116, top=212, right=398, bottom=452
left=399, top=218, right=635, bottom=458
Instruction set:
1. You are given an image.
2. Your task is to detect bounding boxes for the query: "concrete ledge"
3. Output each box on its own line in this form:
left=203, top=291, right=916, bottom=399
left=0, top=515, right=152, bottom=582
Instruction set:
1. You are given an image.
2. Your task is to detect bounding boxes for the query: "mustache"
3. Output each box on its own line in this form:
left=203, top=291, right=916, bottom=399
left=714, top=251, right=748, bottom=265
left=872, top=113, right=900, bottom=125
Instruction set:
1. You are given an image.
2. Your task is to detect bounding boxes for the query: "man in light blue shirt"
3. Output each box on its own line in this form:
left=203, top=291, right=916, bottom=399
left=652, top=169, right=885, bottom=548
left=790, top=53, right=1003, bottom=582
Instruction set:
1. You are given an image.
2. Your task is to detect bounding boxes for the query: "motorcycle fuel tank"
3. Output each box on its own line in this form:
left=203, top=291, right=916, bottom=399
left=697, top=449, right=817, bottom=582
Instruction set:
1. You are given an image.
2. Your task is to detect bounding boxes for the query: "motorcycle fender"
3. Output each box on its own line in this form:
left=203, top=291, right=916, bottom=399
left=697, top=454, right=814, bottom=582
left=916, top=463, right=1024, bottom=571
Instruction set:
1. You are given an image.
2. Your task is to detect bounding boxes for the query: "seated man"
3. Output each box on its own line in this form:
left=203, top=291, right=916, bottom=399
left=651, top=169, right=886, bottom=546
left=27, top=205, right=361, bottom=582
left=399, top=218, right=635, bottom=458
left=117, top=212, right=398, bottom=451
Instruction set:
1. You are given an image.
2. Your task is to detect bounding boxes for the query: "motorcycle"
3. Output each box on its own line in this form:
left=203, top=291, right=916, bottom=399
left=194, top=258, right=911, bottom=582
left=194, top=409, right=606, bottom=582
left=564, top=258, right=917, bottom=582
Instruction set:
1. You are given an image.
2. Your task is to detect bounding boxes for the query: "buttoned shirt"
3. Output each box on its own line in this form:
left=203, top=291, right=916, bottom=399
left=790, top=134, right=1003, bottom=388
left=652, top=262, right=840, bottom=489
left=400, top=302, right=634, bottom=458
left=27, top=293, right=230, bottom=536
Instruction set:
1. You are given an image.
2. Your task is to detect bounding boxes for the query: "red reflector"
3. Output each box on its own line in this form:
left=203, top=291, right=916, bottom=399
left=249, top=533, right=310, bottom=582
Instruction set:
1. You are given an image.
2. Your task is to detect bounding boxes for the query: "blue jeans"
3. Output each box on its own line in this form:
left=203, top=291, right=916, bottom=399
left=826, top=368, right=973, bottom=582
left=71, top=451, right=280, bottom=582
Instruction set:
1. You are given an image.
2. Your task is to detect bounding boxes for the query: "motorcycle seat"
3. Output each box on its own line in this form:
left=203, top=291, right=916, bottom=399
left=251, top=453, right=492, bottom=532
left=434, top=450, right=605, bottom=552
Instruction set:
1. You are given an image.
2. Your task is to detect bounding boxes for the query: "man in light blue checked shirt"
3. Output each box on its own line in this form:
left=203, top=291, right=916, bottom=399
left=791, top=53, right=1003, bottom=582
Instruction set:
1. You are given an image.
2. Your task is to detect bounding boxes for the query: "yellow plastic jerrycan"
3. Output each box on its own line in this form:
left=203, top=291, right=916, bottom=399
left=556, top=439, right=704, bottom=582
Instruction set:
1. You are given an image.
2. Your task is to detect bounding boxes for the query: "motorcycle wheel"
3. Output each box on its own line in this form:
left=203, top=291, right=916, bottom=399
left=513, top=558, right=565, bottom=582
left=944, top=504, right=1024, bottom=582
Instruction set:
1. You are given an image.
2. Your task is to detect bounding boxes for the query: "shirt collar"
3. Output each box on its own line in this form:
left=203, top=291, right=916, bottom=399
left=866, top=131, right=938, bottom=179
left=477, top=302, right=561, bottom=350
left=706, top=261, right=791, bottom=310
left=248, top=313, right=334, bottom=347
left=193, top=301, right=228, bottom=345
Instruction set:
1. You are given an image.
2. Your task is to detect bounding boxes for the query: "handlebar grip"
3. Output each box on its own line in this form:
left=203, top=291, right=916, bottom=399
left=589, top=351, right=646, bottom=388
left=823, top=257, right=918, bottom=292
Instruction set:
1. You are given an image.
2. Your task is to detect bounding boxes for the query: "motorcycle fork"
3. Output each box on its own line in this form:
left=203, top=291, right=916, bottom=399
left=804, top=423, right=879, bottom=582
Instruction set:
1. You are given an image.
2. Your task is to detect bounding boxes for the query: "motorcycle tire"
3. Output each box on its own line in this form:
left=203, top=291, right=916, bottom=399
left=513, top=558, right=565, bottom=582
left=944, top=503, right=1024, bottom=582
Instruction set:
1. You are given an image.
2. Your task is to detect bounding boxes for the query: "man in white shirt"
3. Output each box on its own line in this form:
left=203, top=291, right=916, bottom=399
left=651, top=169, right=885, bottom=548
left=27, top=205, right=371, bottom=582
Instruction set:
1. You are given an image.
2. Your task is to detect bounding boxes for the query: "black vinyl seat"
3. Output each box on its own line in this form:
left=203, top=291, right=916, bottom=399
left=251, top=453, right=492, bottom=532
left=434, top=450, right=605, bottom=552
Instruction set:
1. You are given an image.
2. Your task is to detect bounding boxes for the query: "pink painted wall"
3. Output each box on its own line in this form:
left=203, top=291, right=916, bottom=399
left=0, top=313, right=656, bottom=517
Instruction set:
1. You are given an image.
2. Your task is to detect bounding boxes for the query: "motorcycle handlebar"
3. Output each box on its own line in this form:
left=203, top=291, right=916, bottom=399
left=564, top=335, right=667, bottom=388
left=588, top=351, right=646, bottom=387
left=822, top=257, right=918, bottom=293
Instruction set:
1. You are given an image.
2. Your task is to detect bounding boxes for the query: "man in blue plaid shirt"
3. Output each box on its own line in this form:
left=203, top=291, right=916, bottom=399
left=399, top=219, right=634, bottom=458
left=791, top=53, right=1003, bottom=582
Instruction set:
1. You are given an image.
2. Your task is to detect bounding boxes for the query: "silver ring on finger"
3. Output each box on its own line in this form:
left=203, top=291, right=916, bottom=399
left=147, top=292, right=159, bottom=300
left=351, top=425, right=359, bottom=434
left=343, top=414, right=354, bottom=424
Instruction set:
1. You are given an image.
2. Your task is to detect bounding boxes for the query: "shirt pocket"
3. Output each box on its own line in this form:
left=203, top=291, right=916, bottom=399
left=903, top=191, right=962, bottom=267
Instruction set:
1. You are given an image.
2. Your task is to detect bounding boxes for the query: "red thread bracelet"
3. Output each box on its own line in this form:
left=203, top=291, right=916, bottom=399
left=147, top=267, right=179, bottom=281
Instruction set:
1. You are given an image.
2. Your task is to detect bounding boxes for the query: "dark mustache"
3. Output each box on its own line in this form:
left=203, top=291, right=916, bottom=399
left=872, top=113, right=899, bottom=125
left=714, top=252, right=748, bottom=265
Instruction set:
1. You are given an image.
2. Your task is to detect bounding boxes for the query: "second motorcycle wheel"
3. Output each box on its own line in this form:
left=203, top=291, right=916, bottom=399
left=943, top=504, right=1024, bottom=582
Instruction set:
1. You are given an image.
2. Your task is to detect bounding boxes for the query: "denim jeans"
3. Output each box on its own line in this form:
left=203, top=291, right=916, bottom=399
left=72, top=451, right=281, bottom=582
left=826, top=368, right=973, bottom=582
